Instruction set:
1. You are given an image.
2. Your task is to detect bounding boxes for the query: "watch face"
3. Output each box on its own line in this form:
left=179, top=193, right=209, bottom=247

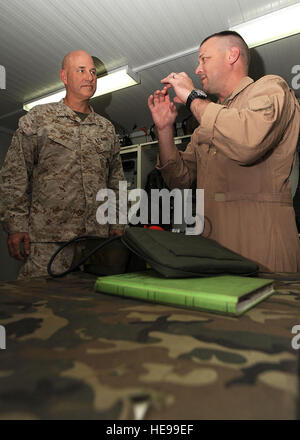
left=194, top=89, right=207, bottom=99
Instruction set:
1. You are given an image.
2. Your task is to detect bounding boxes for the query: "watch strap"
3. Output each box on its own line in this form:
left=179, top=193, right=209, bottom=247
left=186, top=89, right=207, bottom=111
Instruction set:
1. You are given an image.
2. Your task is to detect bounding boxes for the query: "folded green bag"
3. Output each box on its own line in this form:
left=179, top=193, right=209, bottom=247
left=121, top=227, right=258, bottom=278
left=47, top=227, right=258, bottom=278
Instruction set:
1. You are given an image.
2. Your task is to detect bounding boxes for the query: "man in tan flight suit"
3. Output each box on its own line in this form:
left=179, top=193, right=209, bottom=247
left=0, top=50, right=125, bottom=278
left=148, top=31, right=300, bottom=272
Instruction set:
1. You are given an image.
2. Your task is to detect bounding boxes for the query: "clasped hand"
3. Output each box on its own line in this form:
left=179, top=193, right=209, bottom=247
left=148, top=72, right=195, bottom=130
left=8, top=232, right=30, bottom=261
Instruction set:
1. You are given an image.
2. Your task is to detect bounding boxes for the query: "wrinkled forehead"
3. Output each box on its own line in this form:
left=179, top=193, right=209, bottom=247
left=65, top=52, right=95, bottom=70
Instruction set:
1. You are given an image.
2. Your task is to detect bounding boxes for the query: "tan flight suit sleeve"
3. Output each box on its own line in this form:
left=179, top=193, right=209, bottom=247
left=156, top=141, right=198, bottom=189
left=195, top=76, right=297, bottom=165
left=157, top=76, right=298, bottom=190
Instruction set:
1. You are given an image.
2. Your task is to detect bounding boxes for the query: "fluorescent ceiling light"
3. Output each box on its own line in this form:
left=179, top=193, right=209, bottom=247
left=23, top=89, right=66, bottom=111
left=230, top=3, right=300, bottom=48
left=97, top=66, right=139, bottom=95
left=23, top=65, right=140, bottom=111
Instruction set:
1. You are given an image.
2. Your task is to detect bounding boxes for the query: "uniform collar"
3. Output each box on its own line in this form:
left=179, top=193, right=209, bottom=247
left=220, top=76, right=254, bottom=105
left=57, top=99, right=97, bottom=123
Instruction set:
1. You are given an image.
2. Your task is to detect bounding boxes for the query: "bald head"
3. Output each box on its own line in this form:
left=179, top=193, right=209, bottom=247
left=62, top=50, right=95, bottom=70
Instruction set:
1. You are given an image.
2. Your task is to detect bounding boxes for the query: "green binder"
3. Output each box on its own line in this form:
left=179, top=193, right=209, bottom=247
left=94, top=270, right=274, bottom=316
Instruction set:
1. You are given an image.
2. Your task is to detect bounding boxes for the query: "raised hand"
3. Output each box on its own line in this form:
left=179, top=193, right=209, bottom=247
left=148, top=86, right=178, bottom=130
left=161, top=72, right=195, bottom=105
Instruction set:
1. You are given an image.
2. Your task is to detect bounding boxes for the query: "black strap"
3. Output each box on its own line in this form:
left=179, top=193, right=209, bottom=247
left=47, top=235, right=121, bottom=278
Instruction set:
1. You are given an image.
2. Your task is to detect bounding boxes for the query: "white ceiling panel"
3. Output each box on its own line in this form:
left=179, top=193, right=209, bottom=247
left=0, top=0, right=300, bottom=136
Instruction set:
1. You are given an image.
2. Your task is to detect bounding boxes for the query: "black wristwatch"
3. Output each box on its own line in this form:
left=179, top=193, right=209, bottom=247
left=186, top=89, right=207, bottom=111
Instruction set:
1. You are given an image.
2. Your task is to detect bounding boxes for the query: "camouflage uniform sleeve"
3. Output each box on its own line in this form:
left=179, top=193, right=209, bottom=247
left=0, top=111, right=38, bottom=235
left=108, top=129, right=127, bottom=231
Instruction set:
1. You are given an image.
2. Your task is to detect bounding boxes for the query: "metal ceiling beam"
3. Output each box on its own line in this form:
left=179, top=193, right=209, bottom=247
left=133, top=45, right=199, bottom=73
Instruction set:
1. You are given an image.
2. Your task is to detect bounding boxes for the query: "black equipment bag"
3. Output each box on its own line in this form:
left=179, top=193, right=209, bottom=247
left=47, top=227, right=259, bottom=278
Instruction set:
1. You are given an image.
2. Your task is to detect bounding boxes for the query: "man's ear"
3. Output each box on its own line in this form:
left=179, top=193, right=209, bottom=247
left=228, top=46, right=240, bottom=65
left=60, top=69, right=67, bottom=85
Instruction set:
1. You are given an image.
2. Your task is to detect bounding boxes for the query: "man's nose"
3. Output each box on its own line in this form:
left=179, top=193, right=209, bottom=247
left=195, top=63, right=203, bottom=75
left=87, top=71, right=95, bottom=82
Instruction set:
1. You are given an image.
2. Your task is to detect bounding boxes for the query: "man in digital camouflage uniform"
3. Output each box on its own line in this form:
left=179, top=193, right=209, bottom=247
left=0, top=50, right=125, bottom=279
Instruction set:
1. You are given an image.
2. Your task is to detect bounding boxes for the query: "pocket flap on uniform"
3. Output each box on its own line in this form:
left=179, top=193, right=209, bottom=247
left=47, top=133, right=76, bottom=151
left=249, top=95, right=272, bottom=111
left=93, top=137, right=112, bottom=155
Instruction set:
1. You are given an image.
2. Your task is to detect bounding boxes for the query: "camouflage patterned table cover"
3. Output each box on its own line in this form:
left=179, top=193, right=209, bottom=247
left=0, top=271, right=299, bottom=420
